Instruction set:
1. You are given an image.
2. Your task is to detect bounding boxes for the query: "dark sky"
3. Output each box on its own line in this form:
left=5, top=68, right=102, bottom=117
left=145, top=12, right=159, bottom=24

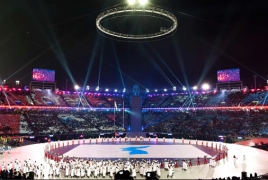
left=0, top=0, right=268, bottom=91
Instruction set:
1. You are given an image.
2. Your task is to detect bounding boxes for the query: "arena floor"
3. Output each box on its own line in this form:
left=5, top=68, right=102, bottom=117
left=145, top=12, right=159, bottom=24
left=1, top=138, right=268, bottom=179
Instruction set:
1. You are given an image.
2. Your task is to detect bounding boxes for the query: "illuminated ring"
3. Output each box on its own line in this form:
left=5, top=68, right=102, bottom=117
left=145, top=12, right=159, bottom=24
left=96, top=6, right=177, bottom=40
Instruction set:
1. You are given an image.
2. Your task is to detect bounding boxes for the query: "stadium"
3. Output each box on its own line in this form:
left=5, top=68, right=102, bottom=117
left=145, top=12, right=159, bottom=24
left=0, top=0, right=268, bottom=179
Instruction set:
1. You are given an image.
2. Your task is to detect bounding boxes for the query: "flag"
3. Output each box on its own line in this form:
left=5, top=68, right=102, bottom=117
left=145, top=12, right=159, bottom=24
left=114, top=101, right=117, bottom=110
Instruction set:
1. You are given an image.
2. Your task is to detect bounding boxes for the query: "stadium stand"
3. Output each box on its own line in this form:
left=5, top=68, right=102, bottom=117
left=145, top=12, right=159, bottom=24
left=30, top=90, right=67, bottom=106
left=61, top=93, right=90, bottom=107
left=0, top=113, right=21, bottom=134
left=0, top=89, right=267, bottom=139
left=142, top=109, right=268, bottom=138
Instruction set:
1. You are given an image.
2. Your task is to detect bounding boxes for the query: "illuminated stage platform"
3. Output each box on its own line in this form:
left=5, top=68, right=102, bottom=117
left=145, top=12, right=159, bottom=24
left=1, top=138, right=268, bottom=179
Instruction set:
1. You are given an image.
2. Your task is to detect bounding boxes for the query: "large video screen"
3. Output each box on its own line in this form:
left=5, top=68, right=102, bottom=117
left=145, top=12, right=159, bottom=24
left=217, top=68, right=240, bottom=82
left=32, top=68, right=55, bottom=82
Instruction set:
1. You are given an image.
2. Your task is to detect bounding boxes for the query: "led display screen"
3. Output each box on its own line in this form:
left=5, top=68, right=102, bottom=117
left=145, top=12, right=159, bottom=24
left=217, top=68, right=240, bottom=82
left=32, top=68, right=55, bottom=82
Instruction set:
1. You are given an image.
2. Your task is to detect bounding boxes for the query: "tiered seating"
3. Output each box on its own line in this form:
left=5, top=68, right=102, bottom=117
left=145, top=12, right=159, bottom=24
left=4, top=91, right=32, bottom=106
left=27, top=113, right=68, bottom=134
left=143, top=95, right=168, bottom=108
left=31, top=90, right=67, bottom=106
left=105, top=96, right=128, bottom=108
left=57, top=111, right=130, bottom=133
left=85, top=95, right=111, bottom=107
left=58, top=114, right=97, bottom=132
left=0, top=113, right=21, bottom=134
left=241, top=91, right=268, bottom=106
left=142, top=109, right=268, bottom=136
left=61, top=93, right=90, bottom=107
left=19, top=115, right=34, bottom=134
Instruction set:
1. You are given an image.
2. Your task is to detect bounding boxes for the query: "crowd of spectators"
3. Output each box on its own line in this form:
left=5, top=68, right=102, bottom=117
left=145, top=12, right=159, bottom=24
left=0, top=113, right=21, bottom=134
left=30, top=90, right=67, bottom=106
left=142, top=109, right=268, bottom=137
left=0, top=90, right=32, bottom=106
left=142, top=90, right=268, bottom=108
left=0, top=89, right=267, bottom=137
left=0, top=89, right=267, bottom=108
left=0, top=108, right=130, bottom=135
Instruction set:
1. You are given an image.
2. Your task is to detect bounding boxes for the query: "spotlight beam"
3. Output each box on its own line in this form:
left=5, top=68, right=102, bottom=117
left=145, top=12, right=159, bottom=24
left=146, top=44, right=184, bottom=86
left=171, top=39, right=188, bottom=88
left=112, top=44, right=125, bottom=89
left=98, top=42, right=104, bottom=87
left=139, top=45, right=175, bottom=87
left=82, top=36, right=100, bottom=93
left=28, top=40, right=77, bottom=86
left=5, top=50, right=48, bottom=81
left=106, top=62, right=146, bottom=89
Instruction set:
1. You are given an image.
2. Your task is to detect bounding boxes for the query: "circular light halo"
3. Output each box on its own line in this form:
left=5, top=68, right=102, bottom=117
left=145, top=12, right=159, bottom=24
left=96, top=6, right=177, bottom=41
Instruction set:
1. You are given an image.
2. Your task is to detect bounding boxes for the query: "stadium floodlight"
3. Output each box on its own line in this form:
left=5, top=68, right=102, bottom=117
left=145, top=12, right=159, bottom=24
left=146, top=88, right=149, bottom=93
left=123, top=88, right=126, bottom=93
left=173, top=86, right=176, bottom=91
left=182, top=86, right=187, bottom=91
left=74, top=85, right=80, bottom=90
left=127, top=0, right=136, bottom=5
left=139, top=0, right=148, bottom=5
left=114, top=89, right=118, bottom=92
left=164, top=88, right=167, bottom=92
left=105, top=88, right=109, bottom=92
left=193, top=86, right=197, bottom=90
left=202, top=83, right=210, bottom=90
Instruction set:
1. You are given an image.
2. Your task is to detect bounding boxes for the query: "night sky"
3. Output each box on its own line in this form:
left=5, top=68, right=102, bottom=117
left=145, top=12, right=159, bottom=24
left=0, top=0, right=267, bottom=91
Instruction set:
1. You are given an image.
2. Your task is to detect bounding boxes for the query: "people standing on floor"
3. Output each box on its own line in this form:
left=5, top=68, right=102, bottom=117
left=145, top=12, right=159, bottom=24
left=197, top=157, right=201, bottom=166
left=182, top=160, right=188, bottom=171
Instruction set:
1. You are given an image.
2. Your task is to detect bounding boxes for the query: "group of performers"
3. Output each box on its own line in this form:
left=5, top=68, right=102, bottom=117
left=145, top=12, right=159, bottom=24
left=1, top=159, right=35, bottom=179
left=0, top=152, right=230, bottom=179
left=0, top=143, right=229, bottom=179
left=59, top=157, right=164, bottom=179
left=0, top=145, right=11, bottom=154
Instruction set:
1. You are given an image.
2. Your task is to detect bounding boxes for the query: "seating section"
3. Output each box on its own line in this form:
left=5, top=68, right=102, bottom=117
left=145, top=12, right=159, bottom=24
left=0, top=89, right=266, bottom=108
left=2, top=91, right=32, bottom=106
left=142, top=90, right=268, bottom=108
left=30, top=90, right=67, bottom=106
left=27, top=113, right=69, bottom=134
left=19, top=115, right=34, bottom=134
left=0, top=113, right=21, bottom=134
left=0, top=89, right=267, bottom=137
left=85, top=95, right=112, bottom=107
left=142, top=109, right=268, bottom=136
left=61, top=93, right=90, bottom=107
left=58, top=111, right=129, bottom=133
